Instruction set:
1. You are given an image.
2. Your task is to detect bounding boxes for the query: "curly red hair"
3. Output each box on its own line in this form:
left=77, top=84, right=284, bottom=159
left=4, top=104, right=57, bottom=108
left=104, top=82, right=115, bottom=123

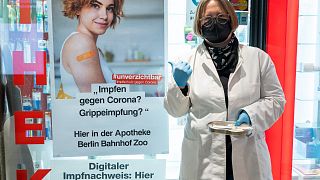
left=62, top=0, right=124, bottom=28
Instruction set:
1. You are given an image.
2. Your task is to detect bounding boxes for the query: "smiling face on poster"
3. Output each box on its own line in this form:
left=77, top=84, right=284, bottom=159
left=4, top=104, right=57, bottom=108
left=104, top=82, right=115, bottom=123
left=50, top=0, right=168, bottom=157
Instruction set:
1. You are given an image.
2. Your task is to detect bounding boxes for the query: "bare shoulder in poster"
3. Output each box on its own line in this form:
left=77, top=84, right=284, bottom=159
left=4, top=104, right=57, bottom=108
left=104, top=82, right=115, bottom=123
left=56, top=0, right=124, bottom=99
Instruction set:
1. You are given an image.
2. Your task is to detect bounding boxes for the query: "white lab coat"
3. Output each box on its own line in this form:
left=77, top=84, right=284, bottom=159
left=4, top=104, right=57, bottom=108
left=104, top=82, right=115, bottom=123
left=164, top=43, right=286, bottom=180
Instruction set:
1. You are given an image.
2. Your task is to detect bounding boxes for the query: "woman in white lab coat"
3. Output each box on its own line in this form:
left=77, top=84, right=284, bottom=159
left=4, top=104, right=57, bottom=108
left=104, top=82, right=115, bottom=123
left=164, top=0, right=286, bottom=179
left=58, top=0, right=124, bottom=98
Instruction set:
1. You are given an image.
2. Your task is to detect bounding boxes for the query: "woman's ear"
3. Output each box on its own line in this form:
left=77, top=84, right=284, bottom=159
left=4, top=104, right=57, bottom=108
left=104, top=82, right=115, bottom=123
left=76, top=9, right=81, bottom=17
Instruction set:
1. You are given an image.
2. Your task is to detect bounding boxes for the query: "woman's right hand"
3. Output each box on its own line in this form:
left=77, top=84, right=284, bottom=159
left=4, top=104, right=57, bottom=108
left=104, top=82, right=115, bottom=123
left=168, top=61, right=192, bottom=88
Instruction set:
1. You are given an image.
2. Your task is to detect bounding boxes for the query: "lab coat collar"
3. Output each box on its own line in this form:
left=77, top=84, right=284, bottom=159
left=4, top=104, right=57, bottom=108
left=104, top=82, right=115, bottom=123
left=230, top=45, right=244, bottom=77
left=198, top=43, right=221, bottom=85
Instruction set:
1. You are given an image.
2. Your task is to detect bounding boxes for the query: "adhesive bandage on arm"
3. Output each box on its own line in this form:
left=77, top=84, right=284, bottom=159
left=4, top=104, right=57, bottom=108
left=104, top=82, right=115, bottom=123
left=76, top=50, right=97, bottom=62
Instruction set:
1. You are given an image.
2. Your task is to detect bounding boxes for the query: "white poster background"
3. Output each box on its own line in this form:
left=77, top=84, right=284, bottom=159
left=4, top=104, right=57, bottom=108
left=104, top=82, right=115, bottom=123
left=52, top=84, right=168, bottom=157
left=50, top=159, right=166, bottom=180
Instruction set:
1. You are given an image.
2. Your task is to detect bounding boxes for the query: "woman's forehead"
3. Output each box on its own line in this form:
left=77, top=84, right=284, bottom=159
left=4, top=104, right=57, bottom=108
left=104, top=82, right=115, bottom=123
left=204, top=0, right=227, bottom=15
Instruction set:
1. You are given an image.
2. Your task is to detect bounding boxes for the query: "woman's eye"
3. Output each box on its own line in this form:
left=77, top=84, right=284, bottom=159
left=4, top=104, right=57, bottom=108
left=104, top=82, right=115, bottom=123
left=106, top=6, right=114, bottom=12
left=91, top=3, right=100, bottom=9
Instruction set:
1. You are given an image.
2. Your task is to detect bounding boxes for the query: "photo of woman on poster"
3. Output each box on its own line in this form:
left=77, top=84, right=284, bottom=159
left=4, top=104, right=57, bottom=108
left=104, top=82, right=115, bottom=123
left=57, top=0, right=124, bottom=99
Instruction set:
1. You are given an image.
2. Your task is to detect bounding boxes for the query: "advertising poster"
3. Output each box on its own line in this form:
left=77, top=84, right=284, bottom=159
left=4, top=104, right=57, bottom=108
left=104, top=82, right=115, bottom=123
left=186, top=0, right=199, bottom=27
left=50, top=0, right=168, bottom=157
left=229, top=0, right=248, bottom=11
left=185, top=0, right=199, bottom=45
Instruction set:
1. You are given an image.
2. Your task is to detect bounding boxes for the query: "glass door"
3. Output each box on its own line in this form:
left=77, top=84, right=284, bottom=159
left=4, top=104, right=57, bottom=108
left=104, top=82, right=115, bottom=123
left=167, top=0, right=266, bottom=179
left=293, top=0, right=320, bottom=179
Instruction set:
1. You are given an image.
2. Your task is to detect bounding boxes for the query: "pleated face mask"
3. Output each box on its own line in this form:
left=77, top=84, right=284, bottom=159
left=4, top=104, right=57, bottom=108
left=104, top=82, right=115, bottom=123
left=201, top=14, right=232, bottom=43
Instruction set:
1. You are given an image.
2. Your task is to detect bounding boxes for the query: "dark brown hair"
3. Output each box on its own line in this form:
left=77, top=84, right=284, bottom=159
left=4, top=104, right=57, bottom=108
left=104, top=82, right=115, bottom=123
left=62, top=0, right=124, bottom=28
left=194, top=0, right=238, bottom=37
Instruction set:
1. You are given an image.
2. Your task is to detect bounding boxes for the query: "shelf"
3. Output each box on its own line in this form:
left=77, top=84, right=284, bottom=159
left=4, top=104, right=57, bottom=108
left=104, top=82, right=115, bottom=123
left=296, top=123, right=320, bottom=129
left=123, top=14, right=163, bottom=19
left=296, top=71, right=319, bottom=73
left=293, top=164, right=320, bottom=179
left=299, top=14, right=320, bottom=17
left=123, top=0, right=163, bottom=17
left=294, top=138, right=320, bottom=159
left=54, top=61, right=164, bottom=68
left=54, top=62, right=163, bottom=68
left=107, top=61, right=164, bottom=67
left=292, top=169, right=299, bottom=180
left=9, top=31, right=49, bottom=40
left=53, top=61, right=164, bottom=78
left=296, top=62, right=320, bottom=72
left=235, top=10, right=249, bottom=13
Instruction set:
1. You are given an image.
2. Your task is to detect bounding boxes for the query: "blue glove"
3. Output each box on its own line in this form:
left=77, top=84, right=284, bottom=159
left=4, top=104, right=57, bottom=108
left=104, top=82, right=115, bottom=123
left=234, top=111, right=251, bottom=126
left=168, top=61, right=192, bottom=88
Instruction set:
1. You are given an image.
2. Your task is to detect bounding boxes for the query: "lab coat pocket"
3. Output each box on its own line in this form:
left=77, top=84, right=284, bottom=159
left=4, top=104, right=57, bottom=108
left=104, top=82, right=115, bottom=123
left=180, top=137, right=200, bottom=180
left=255, top=133, right=273, bottom=179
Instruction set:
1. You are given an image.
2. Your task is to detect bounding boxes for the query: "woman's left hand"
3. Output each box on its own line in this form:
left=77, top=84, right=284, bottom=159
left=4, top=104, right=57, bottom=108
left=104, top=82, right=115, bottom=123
left=234, top=111, right=251, bottom=126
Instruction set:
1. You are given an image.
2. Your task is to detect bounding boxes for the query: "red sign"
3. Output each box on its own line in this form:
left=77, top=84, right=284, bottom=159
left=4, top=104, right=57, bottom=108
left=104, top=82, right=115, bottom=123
left=19, top=0, right=31, bottom=24
left=16, top=169, right=51, bottom=180
left=13, top=51, right=47, bottom=85
left=14, top=111, right=45, bottom=144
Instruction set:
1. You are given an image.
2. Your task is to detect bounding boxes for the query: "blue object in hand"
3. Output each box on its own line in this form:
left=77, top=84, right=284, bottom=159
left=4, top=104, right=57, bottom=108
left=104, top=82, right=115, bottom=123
left=168, top=61, right=192, bottom=88
left=235, top=111, right=251, bottom=126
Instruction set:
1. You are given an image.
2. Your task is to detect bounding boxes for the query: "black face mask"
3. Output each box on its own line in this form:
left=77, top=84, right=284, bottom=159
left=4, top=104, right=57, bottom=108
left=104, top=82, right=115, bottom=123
left=201, top=22, right=232, bottom=43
